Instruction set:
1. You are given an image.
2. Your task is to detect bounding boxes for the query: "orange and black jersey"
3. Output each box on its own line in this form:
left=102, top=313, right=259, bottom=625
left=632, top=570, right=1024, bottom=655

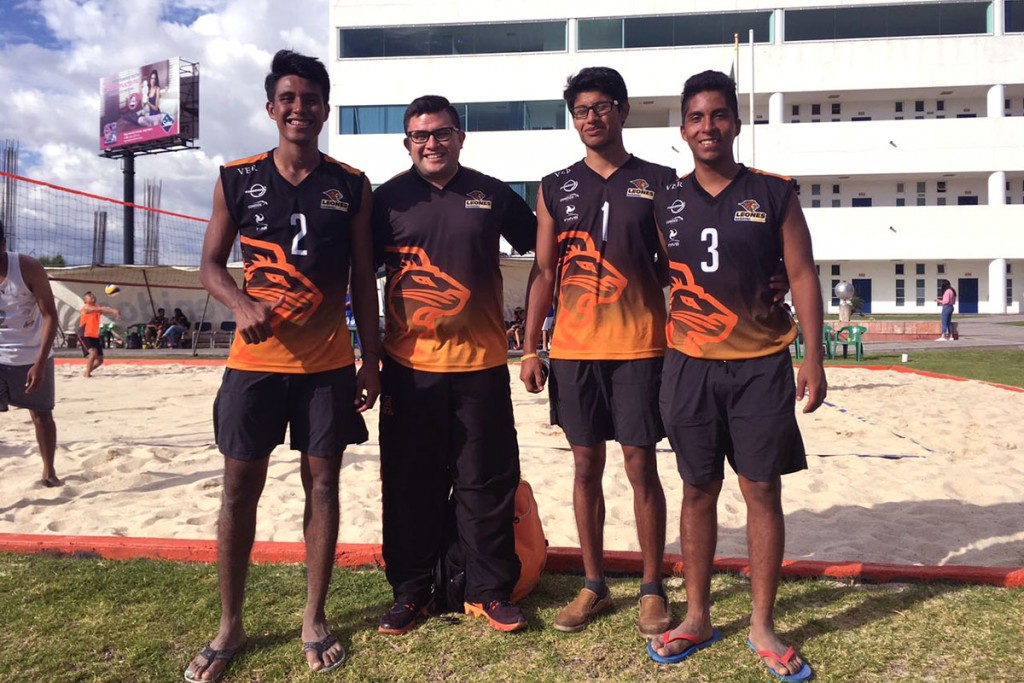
left=372, top=165, right=537, bottom=373
left=540, top=156, right=675, bottom=361
left=653, top=165, right=798, bottom=360
left=220, top=150, right=365, bottom=373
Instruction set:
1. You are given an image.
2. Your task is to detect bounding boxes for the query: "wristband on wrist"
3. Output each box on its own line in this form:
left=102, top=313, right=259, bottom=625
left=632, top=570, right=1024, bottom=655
left=521, top=353, right=539, bottom=361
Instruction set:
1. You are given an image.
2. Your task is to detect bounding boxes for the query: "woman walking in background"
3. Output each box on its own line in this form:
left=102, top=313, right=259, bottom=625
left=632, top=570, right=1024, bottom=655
left=935, top=280, right=957, bottom=341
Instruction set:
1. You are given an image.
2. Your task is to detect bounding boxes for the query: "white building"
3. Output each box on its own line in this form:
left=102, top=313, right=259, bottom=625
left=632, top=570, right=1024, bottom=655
left=328, top=0, right=1024, bottom=314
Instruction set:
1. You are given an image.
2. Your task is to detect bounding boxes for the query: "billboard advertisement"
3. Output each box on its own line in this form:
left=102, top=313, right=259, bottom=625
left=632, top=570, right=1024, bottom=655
left=99, top=57, right=199, bottom=153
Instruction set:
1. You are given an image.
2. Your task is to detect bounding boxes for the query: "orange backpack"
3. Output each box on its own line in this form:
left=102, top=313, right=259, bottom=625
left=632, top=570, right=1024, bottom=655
left=511, top=479, right=547, bottom=603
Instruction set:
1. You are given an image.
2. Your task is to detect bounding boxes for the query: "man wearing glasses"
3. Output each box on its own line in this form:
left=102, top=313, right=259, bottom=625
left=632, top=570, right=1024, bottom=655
left=371, top=95, right=537, bottom=634
left=519, top=66, right=675, bottom=637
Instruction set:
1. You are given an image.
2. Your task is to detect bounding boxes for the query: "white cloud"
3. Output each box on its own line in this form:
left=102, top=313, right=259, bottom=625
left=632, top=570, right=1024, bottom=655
left=1, top=0, right=329, bottom=223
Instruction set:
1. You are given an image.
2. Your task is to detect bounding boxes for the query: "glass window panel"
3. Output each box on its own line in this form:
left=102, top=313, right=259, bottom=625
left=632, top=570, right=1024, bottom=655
left=895, top=264, right=904, bottom=275
left=720, top=12, right=772, bottom=43
left=785, top=8, right=834, bottom=41
left=524, top=100, right=565, bottom=130
left=835, top=7, right=888, bottom=39
left=579, top=18, right=623, bottom=49
left=887, top=6, right=940, bottom=37
left=340, top=28, right=384, bottom=58
left=1009, top=1, right=1024, bottom=32
left=463, top=101, right=515, bottom=132
left=624, top=16, right=674, bottom=47
left=674, top=14, right=723, bottom=46
left=384, top=27, right=430, bottom=56
left=938, top=3, right=988, bottom=34
left=534, top=21, right=567, bottom=51
left=786, top=2, right=988, bottom=41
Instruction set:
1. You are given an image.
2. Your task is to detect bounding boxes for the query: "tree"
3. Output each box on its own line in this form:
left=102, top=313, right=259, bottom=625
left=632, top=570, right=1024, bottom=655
left=38, top=254, right=66, bottom=267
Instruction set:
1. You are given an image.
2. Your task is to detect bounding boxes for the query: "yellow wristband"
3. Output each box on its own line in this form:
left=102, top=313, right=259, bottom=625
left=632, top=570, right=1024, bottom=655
left=521, top=353, right=539, bottom=361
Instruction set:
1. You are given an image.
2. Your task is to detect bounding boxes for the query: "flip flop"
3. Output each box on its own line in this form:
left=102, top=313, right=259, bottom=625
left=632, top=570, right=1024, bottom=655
left=646, top=627, right=722, bottom=664
left=746, top=639, right=814, bottom=682
left=183, top=643, right=243, bottom=682
left=303, top=633, right=346, bottom=674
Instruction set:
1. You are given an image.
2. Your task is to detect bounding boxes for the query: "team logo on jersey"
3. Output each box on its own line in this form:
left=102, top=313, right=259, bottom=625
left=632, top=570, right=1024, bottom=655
left=666, top=228, right=680, bottom=248
left=320, top=189, right=350, bottom=212
left=465, top=190, right=492, bottom=209
left=735, top=199, right=767, bottom=223
left=556, top=231, right=627, bottom=339
left=245, top=183, right=267, bottom=199
left=667, top=262, right=738, bottom=356
left=247, top=200, right=268, bottom=209
left=235, top=164, right=257, bottom=176
left=559, top=193, right=579, bottom=203
left=626, top=179, right=655, bottom=200
left=668, top=199, right=686, bottom=214
left=666, top=179, right=686, bottom=190
left=254, top=213, right=268, bottom=231
left=240, top=236, right=323, bottom=322
left=564, top=204, right=579, bottom=223
left=560, top=179, right=578, bottom=193
left=384, top=245, right=470, bottom=331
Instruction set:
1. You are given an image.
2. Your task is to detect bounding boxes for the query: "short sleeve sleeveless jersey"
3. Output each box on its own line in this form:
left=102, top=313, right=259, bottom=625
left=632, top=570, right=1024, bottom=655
left=540, top=156, right=675, bottom=361
left=652, top=165, right=798, bottom=360
left=220, top=150, right=365, bottom=373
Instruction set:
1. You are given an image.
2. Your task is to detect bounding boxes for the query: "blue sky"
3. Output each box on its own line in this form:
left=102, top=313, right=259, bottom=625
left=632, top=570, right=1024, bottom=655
left=0, top=0, right=328, bottom=223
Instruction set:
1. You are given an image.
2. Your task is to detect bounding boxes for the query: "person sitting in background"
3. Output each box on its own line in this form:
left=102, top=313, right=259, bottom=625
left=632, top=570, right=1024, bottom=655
left=162, top=308, right=191, bottom=348
left=144, top=308, right=168, bottom=348
left=506, top=307, right=525, bottom=350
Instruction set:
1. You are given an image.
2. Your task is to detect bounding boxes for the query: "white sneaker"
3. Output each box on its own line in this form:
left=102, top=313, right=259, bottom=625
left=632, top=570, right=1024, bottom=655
left=935, top=337, right=947, bottom=341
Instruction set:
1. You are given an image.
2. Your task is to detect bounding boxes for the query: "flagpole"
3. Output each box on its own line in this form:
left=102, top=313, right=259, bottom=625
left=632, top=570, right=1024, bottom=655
left=748, top=29, right=755, bottom=168
left=733, top=33, right=740, bottom=162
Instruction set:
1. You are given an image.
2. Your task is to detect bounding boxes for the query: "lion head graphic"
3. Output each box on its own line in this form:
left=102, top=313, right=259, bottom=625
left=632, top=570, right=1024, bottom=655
left=241, top=236, right=323, bottom=323
left=666, top=262, right=739, bottom=355
left=384, top=245, right=470, bottom=330
left=738, top=199, right=761, bottom=212
left=556, top=231, right=627, bottom=333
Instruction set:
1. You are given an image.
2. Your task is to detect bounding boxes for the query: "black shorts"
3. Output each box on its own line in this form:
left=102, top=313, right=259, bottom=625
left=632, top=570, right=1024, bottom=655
left=213, top=365, right=368, bottom=460
left=549, top=357, right=664, bottom=447
left=80, top=336, right=103, bottom=357
left=0, top=359, right=56, bottom=412
left=660, top=349, right=806, bottom=486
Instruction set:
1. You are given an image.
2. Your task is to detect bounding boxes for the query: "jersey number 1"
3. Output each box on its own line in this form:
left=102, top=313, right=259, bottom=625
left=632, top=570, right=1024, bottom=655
left=291, top=213, right=308, bottom=255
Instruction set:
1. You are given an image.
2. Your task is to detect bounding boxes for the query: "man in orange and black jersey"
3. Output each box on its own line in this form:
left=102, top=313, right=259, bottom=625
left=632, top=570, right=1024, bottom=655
left=646, top=71, right=825, bottom=681
left=372, top=95, right=537, bottom=635
left=187, top=50, right=380, bottom=681
left=520, top=67, right=673, bottom=638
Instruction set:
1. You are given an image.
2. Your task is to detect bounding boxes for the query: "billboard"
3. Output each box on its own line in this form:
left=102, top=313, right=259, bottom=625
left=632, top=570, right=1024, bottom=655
left=99, top=57, right=199, bottom=153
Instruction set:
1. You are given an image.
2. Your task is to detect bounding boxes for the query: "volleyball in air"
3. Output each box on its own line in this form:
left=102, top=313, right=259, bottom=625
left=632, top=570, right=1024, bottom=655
left=104, top=284, right=121, bottom=296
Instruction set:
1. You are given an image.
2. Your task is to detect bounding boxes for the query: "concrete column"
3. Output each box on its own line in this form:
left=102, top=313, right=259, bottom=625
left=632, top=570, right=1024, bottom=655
left=769, top=92, right=784, bottom=125
left=988, top=258, right=1007, bottom=313
left=774, top=7, right=785, bottom=45
left=567, top=18, right=577, bottom=53
left=989, top=171, right=1007, bottom=205
left=993, top=0, right=1004, bottom=36
left=987, top=84, right=1005, bottom=118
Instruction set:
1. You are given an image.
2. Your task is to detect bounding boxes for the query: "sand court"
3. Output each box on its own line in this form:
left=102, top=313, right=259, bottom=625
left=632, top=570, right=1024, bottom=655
left=1, top=361, right=1021, bottom=569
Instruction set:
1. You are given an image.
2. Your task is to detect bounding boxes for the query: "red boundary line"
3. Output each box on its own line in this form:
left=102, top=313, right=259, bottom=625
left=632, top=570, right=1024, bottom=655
left=54, top=358, right=226, bottom=366
left=1, top=535, right=1019, bottom=587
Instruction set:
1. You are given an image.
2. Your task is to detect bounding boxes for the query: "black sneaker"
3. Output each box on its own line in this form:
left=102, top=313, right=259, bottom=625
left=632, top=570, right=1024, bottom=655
left=378, top=599, right=428, bottom=635
left=464, top=600, right=527, bottom=632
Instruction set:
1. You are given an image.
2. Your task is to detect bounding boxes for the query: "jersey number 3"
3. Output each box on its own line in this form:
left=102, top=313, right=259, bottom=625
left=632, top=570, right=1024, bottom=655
left=700, top=227, right=719, bottom=272
left=291, top=213, right=308, bottom=255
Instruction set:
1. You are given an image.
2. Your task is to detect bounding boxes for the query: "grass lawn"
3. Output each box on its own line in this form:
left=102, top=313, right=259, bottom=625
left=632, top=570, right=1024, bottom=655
left=1, top=553, right=1021, bottom=682
left=823, top=349, right=1024, bottom=388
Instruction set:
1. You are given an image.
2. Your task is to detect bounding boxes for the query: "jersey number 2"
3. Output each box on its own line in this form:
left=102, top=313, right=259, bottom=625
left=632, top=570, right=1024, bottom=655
left=290, top=213, right=308, bottom=255
left=701, top=227, right=719, bottom=272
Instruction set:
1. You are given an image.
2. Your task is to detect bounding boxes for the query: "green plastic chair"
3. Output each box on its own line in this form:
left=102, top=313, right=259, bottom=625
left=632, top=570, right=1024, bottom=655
left=835, top=325, right=867, bottom=361
left=821, top=324, right=836, bottom=360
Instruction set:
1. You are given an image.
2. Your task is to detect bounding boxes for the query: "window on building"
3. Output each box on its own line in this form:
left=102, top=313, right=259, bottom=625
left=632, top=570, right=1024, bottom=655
left=916, top=181, right=926, bottom=193
left=811, top=199, right=821, bottom=208
left=340, top=21, right=567, bottom=58
left=937, top=100, right=945, bottom=111
left=508, top=181, right=542, bottom=211
left=896, top=198, right=906, bottom=206
left=832, top=184, right=840, bottom=194
left=895, top=278, right=905, bottom=306
left=578, top=11, right=772, bottom=49
left=1008, top=278, right=1015, bottom=306
left=916, top=197, right=926, bottom=206
left=812, top=183, right=821, bottom=195
left=831, top=103, right=841, bottom=115
left=785, top=2, right=989, bottom=41
left=338, top=104, right=407, bottom=134
left=896, top=182, right=905, bottom=193
left=791, top=104, right=800, bottom=116
left=915, top=100, right=925, bottom=112
left=1007, top=1, right=1024, bottom=33
left=937, top=197, right=946, bottom=206
left=831, top=279, right=841, bottom=307
left=831, top=265, right=841, bottom=276
left=916, top=263, right=925, bottom=275
left=831, top=199, right=841, bottom=207
left=895, top=102, right=903, bottom=112
left=916, top=279, right=926, bottom=306
left=937, top=181, right=946, bottom=193
left=811, top=104, right=821, bottom=116
left=937, top=264, right=945, bottom=274
left=339, top=100, right=566, bottom=134
left=895, top=263, right=904, bottom=275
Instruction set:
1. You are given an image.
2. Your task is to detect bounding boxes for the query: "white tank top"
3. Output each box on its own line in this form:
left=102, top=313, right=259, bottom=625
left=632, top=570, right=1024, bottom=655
left=0, top=251, right=49, bottom=365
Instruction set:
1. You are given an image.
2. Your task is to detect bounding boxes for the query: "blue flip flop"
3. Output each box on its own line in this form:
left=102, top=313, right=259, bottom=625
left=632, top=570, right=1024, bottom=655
left=303, top=634, right=346, bottom=674
left=746, top=639, right=814, bottom=682
left=646, top=627, right=722, bottom=664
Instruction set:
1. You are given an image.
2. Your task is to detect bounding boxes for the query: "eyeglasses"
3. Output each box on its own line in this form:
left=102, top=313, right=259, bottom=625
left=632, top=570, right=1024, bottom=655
left=570, top=100, right=619, bottom=120
left=406, top=127, right=459, bottom=144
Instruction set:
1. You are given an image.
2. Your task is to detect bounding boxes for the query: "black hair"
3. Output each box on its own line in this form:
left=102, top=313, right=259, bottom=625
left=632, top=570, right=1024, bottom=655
left=403, top=95, right=461, bottom=131
left=0, top=217, right=5, bottom=244
left=563, top=67, right=628, bottom=110
left=264, top=49, right=330, bottom=104
left=149, top=70, right=160, bottom=87
left=681, top=70, right=740, bottom=120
